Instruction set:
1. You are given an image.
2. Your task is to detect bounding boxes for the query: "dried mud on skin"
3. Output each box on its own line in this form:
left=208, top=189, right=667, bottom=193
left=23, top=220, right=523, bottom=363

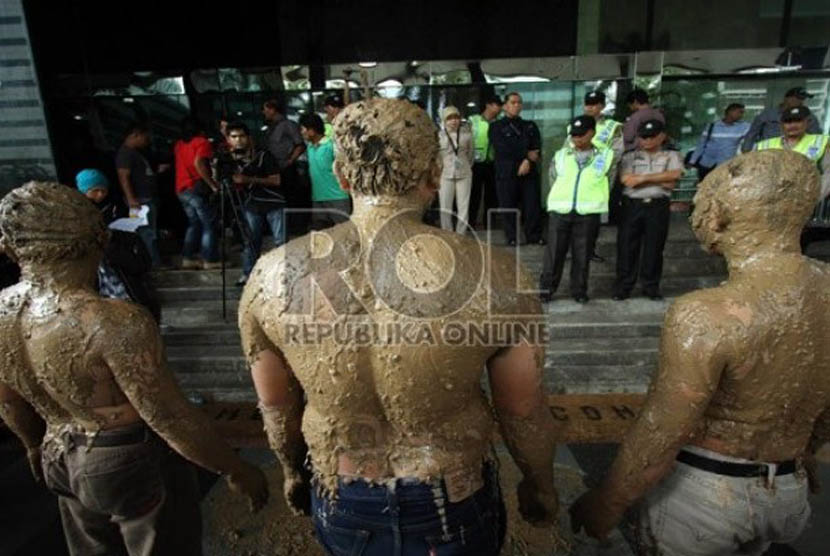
left=203, top=456, right=597, bottom=556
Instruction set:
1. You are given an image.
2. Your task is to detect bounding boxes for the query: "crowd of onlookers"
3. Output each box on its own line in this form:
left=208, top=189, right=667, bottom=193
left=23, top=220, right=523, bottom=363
left=58, top=85, right=828, bottom=310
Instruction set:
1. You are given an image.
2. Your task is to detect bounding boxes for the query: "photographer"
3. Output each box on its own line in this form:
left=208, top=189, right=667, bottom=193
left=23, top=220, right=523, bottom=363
left=217, top=122, right=282, bottom=286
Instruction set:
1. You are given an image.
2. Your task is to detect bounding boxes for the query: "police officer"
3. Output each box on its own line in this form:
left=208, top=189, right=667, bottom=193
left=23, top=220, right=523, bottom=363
left=613, top=119, right=683, bottom=301
left=540, top=115, right=616, bottom=304
left=566, top=90, right=624, bottom=262
left=756, top=105, right=830, bottom=250
left=468, top=95, right=502, bottom=228
left=568, top=91, right=624, bottom=159
left=755, top=106, right=830, bottom=200
left=489, top=92, right=545, bottom=246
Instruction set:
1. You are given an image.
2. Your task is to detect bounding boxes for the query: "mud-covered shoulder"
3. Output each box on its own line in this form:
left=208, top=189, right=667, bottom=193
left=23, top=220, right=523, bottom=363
left=661, top=287, right=751, bottom=356
left=240, top=242, right=301, bottom=323
left=80, top=297, right=159, bottom=345
left=0, top=283, right=29, bottom=384
left=0, top=282, right=31, bottom=318
left=486, top=246, right=542, bottom=317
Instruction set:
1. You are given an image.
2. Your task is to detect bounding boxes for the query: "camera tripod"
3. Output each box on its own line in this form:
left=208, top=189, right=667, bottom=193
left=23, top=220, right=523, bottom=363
left=218, top=178, right=253, bottom=321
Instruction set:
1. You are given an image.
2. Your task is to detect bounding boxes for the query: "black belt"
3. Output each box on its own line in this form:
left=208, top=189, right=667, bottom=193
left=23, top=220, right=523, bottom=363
left=677, top=450, right=796, bottom=478
left=70, top=423, right=150, bottom=448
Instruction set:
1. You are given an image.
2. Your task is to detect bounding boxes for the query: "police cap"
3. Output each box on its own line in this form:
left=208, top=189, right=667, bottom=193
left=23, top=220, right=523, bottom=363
left=584, top=91, right=606, bottom=105
left=570, top=115, right=596, bottom=137
left=781, top=105, right=811, bottom=122
left=637, top=119, right=665, bottom=138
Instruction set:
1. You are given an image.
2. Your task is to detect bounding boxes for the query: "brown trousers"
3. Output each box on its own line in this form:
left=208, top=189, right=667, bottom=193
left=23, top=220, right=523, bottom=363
left=41, top=423, right=202, bottom=556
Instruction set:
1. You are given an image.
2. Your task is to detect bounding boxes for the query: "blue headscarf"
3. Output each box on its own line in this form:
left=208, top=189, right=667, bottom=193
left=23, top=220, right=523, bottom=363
left=75, top=168, right=109, bottom=194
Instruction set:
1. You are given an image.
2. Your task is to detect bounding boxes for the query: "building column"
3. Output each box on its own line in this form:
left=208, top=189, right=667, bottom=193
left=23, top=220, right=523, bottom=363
left=0, top=0, right=56, bottom=198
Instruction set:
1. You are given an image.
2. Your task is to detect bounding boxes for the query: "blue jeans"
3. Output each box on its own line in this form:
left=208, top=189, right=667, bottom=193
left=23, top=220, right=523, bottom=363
left=311, top=462, right=505, bottom=556
left=242, top=207, right=285, bottom=276
left=136, top=198, right=162, bottom=266
left=178, top=190, right=218, bottom=262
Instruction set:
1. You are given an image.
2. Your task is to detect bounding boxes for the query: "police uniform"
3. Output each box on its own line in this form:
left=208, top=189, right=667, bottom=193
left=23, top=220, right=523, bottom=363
left=469, top=112, right=499, bottom=228
left=565, top=91, right=624, bottom=260
left=756, top=105, right=830, bottom=250
left=489, top=113, right=544, bottom=245
left=541, top=116, right=615, bottom=303
left=614, top=119, right=682, bottom=300
left=755, top=106, right=830, bottom=201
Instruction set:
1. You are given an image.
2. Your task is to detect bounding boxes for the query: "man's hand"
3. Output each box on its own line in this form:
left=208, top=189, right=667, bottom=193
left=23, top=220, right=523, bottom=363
left=282, top=468, right=312, bottom=516
left=570, top=488, right=625, bottom=540
left=232, top=174, right=249, bottom=186
left=226, top=461, right=269, bottom=512
left=518, top=479, right=558, bottom=527
left=621, top=174, right=643, bottom=188
left=517, top=159, right=532, bottom=176
left=26, top=447, right=43, bottom=483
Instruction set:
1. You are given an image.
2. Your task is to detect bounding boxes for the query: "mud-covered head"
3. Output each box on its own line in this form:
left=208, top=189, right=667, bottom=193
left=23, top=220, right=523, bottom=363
left=691, top=150, right=818, bottom=254
left=0, top=181, right=108, bottom=263
left=332, top=98, right=439, bottom=197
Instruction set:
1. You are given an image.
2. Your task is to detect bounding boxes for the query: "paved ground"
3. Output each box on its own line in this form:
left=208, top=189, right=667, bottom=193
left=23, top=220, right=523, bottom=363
left=2, top=431, right=827, bottom=555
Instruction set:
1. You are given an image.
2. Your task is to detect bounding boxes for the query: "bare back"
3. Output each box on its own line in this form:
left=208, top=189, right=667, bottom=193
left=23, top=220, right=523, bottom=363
left=241, top=217, right=539, bottom=485
left=686, top=256, right=830, bottom=461
left=0, top=281, right=142, bottom=433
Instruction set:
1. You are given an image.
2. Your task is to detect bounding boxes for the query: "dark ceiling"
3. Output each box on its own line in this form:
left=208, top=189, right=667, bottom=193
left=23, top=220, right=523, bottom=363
left=23, top=0, right=579, bottom=75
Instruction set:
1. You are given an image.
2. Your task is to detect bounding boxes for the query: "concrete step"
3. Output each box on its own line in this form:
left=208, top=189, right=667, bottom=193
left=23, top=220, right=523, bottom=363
left=160, top=301, right=240, bottom=327
left=153, top=272, right=725, bottom=307
left=149, top=242, right=721, bottom=288
left=545, top=365, right=655, bottom=394
left=546, top=337, right=657, bottom=367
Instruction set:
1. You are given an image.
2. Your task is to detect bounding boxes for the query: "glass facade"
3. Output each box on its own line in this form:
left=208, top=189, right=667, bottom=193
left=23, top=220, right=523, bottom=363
left=43, top=66, right=830, bottom=210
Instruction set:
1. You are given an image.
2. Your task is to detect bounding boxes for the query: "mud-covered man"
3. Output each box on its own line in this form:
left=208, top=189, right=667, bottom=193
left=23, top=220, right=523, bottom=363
left=240, top=98, right=559, bottom=555
left=0, top=182, right=267, bottom=556
left=571, top=150, right=830, bottom=555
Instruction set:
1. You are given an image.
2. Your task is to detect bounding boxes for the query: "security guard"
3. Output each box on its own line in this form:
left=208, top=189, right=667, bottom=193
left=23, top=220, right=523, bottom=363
left=489, top=92, right=545, bottom=246
left=540, top=115, right=615, bottom=303
left=565, top=90, right=624, bottom=262
left=755, top=105, right=830, bottom=200
left=613, top=119, right=682, bottom=301
left=468, top=95, right=502, bottom=228
left=566, top=91, right=623, bottom=157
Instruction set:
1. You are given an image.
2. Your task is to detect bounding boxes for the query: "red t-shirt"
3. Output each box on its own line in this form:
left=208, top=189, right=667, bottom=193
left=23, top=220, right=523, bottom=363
left=174, top=136, right=213, bottom=194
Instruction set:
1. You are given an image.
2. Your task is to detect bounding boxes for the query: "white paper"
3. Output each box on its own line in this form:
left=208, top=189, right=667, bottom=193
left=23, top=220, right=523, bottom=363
left=108, top=204, right=149, bottom=233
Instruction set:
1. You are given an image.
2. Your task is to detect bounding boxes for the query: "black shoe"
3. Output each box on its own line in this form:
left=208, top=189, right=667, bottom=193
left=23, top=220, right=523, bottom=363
left=573, top=295, right=589, bottom=304
left=507, top=239, right=517, bottom=247
left=645, top=291, right=664, bottom=301
left=536, top=238, right=547, bottom=246
left=590, top=252, right=605, bottom=263
left=612, top=293, right=629, bottom=301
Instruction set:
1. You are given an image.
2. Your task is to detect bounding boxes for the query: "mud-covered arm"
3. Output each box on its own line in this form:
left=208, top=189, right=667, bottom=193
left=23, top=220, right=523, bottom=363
left=99, top=306, right=247, bottom=476
left=239, top=288, right=310, bottom=514
left=488, top=342, right=558, bottom=524
left=0, top=383, right=45, bottom=450
left=599, top=302, right=725, bottom=515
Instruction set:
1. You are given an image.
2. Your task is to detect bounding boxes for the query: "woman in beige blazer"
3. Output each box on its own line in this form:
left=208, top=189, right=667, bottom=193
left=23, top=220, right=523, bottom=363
left=438, top=106, right=474, bottom=233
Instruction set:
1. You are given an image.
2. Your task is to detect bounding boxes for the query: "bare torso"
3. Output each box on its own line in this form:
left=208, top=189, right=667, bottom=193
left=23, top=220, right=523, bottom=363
left=686, top=256, right=830, bottom=461
left=0, top=282, right=142, bottom=435
left=243, top=214, right=536, bottom=485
